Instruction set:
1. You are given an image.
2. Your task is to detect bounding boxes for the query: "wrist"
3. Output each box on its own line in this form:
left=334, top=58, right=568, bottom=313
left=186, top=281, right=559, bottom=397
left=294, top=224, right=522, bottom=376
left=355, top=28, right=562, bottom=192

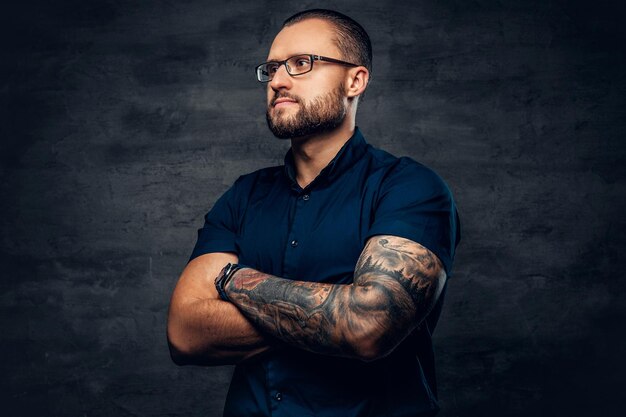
left=215, top=263, right=248, bottom=302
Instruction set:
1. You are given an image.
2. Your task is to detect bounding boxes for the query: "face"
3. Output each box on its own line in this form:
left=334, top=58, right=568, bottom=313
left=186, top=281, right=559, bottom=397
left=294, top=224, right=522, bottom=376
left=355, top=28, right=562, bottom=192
left=264, top=19, right=350, bottom=139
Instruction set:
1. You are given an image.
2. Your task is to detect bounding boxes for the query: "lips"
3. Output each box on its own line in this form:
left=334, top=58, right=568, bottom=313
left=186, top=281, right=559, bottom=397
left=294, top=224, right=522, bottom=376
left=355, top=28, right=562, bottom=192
left=273, top=97, right=298, bottom=107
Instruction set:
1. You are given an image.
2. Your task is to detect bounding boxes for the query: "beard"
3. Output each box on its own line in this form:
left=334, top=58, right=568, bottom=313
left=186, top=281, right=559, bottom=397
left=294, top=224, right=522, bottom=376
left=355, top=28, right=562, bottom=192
left=265, top=84, right=347, bottom=139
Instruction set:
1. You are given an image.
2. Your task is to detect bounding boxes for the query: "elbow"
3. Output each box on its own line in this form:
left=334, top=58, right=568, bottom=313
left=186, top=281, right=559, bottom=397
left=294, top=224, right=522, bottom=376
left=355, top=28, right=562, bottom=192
left=353, top=341, right=393, bottom=363
left=346, top=310, right=417, bottom=362
left=166, top=303, right=191, bottom=366
left=349, top=329, right=398, bottom=363
left=166, top=324, right=235, bottom=367
left=166, top=315, right=209, bottom=366
left=353, top=347, right=384, bottom=363
left=167, top=328, right=194, bottom=366
left=167, top=304, right=208, bottom=366
left=167, top=331, right=217, bottom=366
left=168, top=345, right=189, bottom=366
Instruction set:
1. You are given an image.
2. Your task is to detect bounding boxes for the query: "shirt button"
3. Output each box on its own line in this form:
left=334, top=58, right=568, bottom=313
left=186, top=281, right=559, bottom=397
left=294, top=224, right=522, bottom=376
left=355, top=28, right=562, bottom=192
left=275, top=392, right=282, bottom=401
left=302, top=194, right=310, bottom=201
left=291, top=240, right=298, bottom=247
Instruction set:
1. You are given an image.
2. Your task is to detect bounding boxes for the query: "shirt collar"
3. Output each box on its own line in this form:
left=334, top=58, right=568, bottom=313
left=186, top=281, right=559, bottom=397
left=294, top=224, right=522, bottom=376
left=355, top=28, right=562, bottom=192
left=283, top=126, right=369, bottom=190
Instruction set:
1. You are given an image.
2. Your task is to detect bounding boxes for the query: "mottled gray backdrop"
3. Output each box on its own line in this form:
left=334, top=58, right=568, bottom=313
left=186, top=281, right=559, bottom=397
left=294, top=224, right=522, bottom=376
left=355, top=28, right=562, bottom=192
left=1, top=0, right=625, bottom=416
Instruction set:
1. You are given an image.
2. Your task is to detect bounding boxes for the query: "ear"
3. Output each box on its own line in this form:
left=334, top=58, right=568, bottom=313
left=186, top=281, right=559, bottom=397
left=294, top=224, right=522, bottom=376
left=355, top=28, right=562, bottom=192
left=344, top=66, right=370, bottom=98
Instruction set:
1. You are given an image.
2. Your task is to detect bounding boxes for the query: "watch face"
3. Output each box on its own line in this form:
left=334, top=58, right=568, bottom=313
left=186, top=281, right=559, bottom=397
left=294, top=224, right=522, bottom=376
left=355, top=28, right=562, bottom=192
left=216, top=264, right=231, bottom=285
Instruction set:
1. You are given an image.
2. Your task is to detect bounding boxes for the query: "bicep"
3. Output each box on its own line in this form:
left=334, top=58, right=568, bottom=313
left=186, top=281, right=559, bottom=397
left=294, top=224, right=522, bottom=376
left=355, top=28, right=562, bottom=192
left=338, top=235, right=446, bottom=359
left=354, top=234, right=447, bottom=321
left=170, top=252, right=239, bottom=307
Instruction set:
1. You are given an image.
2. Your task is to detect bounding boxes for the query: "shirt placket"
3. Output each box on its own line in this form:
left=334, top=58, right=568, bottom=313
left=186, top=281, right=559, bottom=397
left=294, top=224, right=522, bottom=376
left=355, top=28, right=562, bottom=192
left=267, top=188, right=312, bottom=416
left=281, top=187, right=310, bottom=279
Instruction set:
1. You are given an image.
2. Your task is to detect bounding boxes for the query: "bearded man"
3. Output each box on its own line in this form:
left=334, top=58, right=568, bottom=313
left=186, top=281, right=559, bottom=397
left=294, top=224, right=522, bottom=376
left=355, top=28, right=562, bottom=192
left=167, top=8, right=461, bottom=417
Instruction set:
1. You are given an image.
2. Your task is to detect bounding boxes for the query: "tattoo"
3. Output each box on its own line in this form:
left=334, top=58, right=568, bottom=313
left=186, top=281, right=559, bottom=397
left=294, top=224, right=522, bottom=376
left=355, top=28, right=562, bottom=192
left=225, top=235, right=446, bottom=359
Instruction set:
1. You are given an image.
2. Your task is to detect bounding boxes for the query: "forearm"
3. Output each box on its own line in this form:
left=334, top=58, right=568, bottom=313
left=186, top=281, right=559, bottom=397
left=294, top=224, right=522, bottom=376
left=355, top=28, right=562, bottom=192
left=224, top=236, right=445, bottom=361
left=167, top=252, right=276, bottom=366
left=225, top=268, right=416, bottom=360
left=225, top=269, right=360, bottom=358
left=168, top=296, right=273, bottom=365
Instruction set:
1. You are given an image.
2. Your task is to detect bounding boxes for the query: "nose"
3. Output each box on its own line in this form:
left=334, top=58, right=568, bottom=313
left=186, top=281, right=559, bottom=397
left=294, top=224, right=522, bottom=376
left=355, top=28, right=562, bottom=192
left=269, top=63, right=292, bottom=91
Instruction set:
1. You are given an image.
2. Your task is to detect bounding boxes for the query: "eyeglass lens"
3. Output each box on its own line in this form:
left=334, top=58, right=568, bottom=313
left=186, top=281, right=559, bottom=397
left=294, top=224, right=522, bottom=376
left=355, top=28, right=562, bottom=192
left=257, top=55, right=313, bottom=81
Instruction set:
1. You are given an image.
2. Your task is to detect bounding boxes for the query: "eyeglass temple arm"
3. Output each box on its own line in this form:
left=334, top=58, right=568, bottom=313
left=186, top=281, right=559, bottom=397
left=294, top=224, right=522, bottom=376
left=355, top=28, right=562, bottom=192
left=313, top=55, right=359, bottom=67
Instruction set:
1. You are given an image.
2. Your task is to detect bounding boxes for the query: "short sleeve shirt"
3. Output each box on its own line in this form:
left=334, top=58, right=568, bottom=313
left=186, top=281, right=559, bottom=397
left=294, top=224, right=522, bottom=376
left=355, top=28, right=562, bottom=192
left=190, top=127, right=461, bottom=417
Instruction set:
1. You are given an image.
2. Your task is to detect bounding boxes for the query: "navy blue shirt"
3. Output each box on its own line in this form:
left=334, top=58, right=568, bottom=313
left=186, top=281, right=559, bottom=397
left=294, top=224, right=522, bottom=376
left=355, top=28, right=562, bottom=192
left=190, top=127, right=461, bottom=417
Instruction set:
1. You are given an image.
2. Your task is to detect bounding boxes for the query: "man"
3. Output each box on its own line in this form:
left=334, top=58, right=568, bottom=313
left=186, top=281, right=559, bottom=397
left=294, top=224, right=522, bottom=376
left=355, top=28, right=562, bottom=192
left=167, top=9, right=460, bottom=417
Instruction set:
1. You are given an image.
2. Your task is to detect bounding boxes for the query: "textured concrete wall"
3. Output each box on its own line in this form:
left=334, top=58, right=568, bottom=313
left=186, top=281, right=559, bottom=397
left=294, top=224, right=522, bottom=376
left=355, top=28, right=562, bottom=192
left=1, top=0, right=625, bottom=416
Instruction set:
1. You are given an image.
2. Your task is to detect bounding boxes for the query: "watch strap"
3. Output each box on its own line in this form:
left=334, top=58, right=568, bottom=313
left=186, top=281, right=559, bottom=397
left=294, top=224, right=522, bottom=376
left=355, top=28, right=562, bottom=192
left=214, top=263, right=247, bottom=302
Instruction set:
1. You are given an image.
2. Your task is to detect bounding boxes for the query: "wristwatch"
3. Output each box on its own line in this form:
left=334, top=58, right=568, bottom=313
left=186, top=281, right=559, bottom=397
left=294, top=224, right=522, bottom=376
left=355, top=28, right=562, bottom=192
left=214, top=263, right=246, bottom=302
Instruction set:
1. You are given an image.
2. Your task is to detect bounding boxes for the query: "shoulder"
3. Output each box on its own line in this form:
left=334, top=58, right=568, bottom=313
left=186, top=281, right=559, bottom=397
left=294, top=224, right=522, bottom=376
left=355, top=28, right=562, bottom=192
left=361, top=147, right=461, bottom=275
left=229, top=164, right=284, bottom=191
left=365, top=146, right=453, bottom=201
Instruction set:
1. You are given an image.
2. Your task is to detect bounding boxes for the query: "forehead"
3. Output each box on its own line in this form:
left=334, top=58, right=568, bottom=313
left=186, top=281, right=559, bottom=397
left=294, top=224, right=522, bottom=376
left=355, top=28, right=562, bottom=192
left=267, top=18, right=341, bottom=60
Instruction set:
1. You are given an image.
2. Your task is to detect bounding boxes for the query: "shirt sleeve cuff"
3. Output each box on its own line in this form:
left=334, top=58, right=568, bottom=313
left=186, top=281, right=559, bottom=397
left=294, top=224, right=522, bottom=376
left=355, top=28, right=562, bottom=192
left=188, top=229, right=238, bottom=262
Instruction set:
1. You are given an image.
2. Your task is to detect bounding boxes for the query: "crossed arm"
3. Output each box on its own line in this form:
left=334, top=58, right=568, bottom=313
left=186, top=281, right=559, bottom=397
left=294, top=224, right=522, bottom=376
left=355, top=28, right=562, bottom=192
left=167, top=251, right=274, bottom=366
left=224, top=235, right=446, bottom=361
left=167, top=234, right=446, bottom=365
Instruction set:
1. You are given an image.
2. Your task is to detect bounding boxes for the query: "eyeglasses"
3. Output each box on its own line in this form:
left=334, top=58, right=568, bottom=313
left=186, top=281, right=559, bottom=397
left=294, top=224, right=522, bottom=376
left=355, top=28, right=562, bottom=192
left=255, top=54, right=359, bottom=82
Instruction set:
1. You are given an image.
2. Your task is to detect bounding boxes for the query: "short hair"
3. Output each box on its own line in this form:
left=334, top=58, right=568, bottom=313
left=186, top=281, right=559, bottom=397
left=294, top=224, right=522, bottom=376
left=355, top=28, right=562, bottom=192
left=283, top=9, right=372, bottom=75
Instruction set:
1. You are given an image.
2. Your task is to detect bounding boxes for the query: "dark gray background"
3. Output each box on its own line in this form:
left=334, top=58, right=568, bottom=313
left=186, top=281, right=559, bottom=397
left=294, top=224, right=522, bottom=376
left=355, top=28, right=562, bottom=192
left=2, top=0, right=625, bottom=416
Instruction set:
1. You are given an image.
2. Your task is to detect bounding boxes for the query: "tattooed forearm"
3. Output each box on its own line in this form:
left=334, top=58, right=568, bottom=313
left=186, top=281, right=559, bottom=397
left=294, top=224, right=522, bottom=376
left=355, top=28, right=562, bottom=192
left=224, top=235, right=446, bottom=360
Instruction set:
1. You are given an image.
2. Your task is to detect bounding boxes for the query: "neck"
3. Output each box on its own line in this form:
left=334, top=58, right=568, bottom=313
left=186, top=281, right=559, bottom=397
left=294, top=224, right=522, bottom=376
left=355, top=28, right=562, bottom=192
left=289, top=118, right=356, bottom=189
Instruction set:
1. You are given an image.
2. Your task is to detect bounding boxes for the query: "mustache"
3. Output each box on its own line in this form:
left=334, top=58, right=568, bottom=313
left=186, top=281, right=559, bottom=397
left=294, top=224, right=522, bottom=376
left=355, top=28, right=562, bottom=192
left=269, top=92, right=301, bottom=107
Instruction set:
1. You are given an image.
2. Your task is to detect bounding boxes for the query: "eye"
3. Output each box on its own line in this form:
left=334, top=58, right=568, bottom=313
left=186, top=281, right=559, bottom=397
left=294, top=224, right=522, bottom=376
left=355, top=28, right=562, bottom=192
left=295, top=58, right=310, bottom=67
left=267, top=63, right=279, bottom=74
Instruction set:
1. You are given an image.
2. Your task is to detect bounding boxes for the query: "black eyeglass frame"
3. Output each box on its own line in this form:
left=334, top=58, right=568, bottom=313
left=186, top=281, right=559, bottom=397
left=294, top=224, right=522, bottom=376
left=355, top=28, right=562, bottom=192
left=255, top=54, right=359, bottom=82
